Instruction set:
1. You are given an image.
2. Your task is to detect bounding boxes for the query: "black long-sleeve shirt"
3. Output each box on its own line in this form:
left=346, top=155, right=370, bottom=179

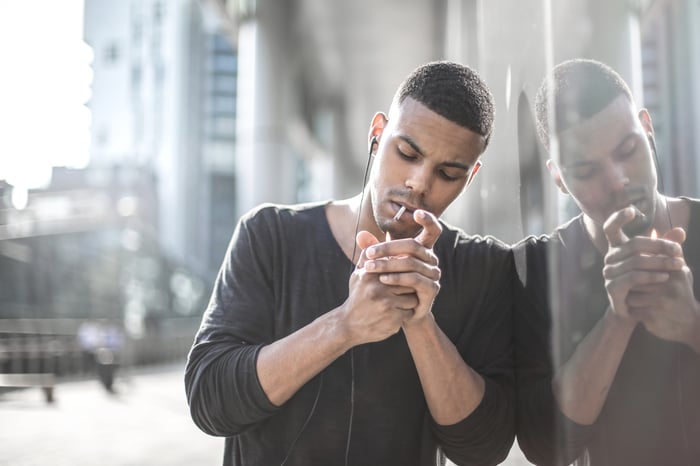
left=185, top=202, right=515, bottom=466
left=514, top=198, right=700, bottom=466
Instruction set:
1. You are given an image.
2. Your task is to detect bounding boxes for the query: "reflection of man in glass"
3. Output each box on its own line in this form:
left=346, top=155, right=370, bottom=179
left=185, top=62, right=515, bottom=466
left=515, top=59, right=700, bottom=465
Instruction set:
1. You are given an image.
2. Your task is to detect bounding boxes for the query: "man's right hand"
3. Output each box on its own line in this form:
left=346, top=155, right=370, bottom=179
left=338, top=230, right=418, bottom=346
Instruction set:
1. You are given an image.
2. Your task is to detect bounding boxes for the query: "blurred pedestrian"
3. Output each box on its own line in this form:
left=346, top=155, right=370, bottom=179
left=78, top=320, right=124, bottom=393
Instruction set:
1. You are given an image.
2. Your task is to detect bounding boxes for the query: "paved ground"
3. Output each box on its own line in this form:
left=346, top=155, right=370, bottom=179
left=1, top=363, right=532, bottom=465
left=0, top=363, right=222, bottom=466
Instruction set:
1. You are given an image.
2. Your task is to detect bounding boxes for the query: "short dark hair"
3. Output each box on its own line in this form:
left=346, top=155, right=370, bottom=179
left=394, top=61, right=495, bottom=144
left=534, top=58, right=634, bottom=148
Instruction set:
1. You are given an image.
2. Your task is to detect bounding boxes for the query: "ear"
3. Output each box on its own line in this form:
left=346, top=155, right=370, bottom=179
left=638, top=108, right=654, bottom=137
left=465, top=160, right=482, bottom=187
left=546, top=159, right=569, bottom=194
left=368, top=112, right=388, bottom=153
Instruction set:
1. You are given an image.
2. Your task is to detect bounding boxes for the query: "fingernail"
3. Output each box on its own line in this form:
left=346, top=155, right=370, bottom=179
left=366, top=247, right=376, bottom=258
left=365, top=261, right=376, bottom=271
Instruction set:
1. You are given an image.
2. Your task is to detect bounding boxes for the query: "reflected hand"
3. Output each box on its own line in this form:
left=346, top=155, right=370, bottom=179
left=602, top=208, right=683, bottom=322
left=625, top=228, right=700, bottom=351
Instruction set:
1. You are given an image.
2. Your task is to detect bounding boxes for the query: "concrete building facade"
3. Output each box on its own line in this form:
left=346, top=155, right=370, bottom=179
left=203, top=0, right=695, bottom=246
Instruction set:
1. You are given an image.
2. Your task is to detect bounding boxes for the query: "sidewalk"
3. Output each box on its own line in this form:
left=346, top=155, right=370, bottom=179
left=0, top=363, right=222, bottom=466
left=1, top=362, right=531, bottom=465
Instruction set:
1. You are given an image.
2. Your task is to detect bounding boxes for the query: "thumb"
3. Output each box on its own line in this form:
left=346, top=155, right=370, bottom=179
left=355, top=230, right=381, bottom=268
left=413, top=210, right=442, bottom=249
left=663, top=227, right=686, bottom=245
left=603, top=207, right=634, bottom=247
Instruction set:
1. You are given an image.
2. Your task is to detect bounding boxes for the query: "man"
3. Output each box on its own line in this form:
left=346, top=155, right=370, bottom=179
left=515, top=58, right=700, bottom=466
left=185, top=61, right=514, bottom=466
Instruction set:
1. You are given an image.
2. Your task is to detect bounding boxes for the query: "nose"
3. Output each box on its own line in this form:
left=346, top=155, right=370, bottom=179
left=405, top=164, right=432, bottom=197
left=605, top=161, right=629, bottom=192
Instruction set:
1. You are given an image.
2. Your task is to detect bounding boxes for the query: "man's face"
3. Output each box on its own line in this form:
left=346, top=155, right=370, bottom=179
left=368, top=97, right=486, bottom=239
left=553, top=95, right=658, bottom=235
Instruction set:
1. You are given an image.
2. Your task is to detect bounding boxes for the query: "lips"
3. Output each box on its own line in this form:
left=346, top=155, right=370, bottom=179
left=618, top=186, right=649, bottom=210
left=618, top=198, right=644, bottom=214
left=392, top=200, right=420, bottom=214
left=391, top=202, right=415, bottom=222
left=617, top=197, right=648, bottom=216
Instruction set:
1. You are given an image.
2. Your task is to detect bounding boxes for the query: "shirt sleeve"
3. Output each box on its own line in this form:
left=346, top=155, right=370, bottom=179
left=433, top=239, right=516, bottom=466
left=513, top=237, right=594, bottom=466
left=184, top=206, right=281, bottom=437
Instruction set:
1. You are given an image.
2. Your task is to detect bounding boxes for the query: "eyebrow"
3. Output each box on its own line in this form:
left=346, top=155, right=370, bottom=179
left=397, top=134, right=472, bottom=171
left=562, top=159, right=593, bottom=169
left=398, top=134, right=425, bottom=157
left=563, top=132, right=640, bottom=169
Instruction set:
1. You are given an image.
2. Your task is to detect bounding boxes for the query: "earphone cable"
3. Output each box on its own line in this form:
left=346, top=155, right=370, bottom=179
left=345, top=138, right=376, bottom=466
left=281, top=138, right=376, bottom=466
left=279, top=374, right=324, bottom=466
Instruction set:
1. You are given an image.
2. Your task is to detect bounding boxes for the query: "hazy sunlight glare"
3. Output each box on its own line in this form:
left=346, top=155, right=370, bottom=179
left=0, top=0, right=92, bottom=190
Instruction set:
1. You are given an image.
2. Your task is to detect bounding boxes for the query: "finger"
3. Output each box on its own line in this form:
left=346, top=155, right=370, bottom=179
left=608, top=270, right=670, bottom=290
left=603, top=207, right=636, bottom=247
left=356, top=230, right=381, bottom=250
left=380, top=272, right=441, bottom=298
left=355, top=230, right=381, bottom=268
left=605, top=237, right=685, bottom=264
left=603, top=254, right=685, bottom=279
left=663, top=227, right=686, bottom=245
left=393, top=293, right=419, bottom=310
left=389, top=285, right=418, bottom=295
left=365, top=256, right=441, bottom=280
left=365, top=239, right=438, bottom=265
left=413, top=209, right=442, bottom=248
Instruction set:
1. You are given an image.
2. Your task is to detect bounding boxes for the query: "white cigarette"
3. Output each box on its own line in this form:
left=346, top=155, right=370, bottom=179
left=393, top=205, right=406, bottom=221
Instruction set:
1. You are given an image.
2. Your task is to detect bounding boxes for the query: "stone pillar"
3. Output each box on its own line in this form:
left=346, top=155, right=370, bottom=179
left=235, top=0, right=295, bottom=217
left=588, top=0, right=644, bottom=103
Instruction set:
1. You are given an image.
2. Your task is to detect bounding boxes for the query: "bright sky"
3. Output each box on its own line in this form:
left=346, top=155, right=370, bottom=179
left=0, top=1, right=92, bottom=191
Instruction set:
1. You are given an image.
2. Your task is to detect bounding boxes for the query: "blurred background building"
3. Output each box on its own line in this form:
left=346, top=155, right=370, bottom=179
left=84, top=0, right=238, bottom=280
left=192, top=0, right=700, bottom=243
left=1, top=0, right=699, bottom=463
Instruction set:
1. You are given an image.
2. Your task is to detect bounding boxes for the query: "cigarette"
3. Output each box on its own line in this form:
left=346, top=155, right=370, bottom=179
left=393, top=206, right=406, bottom=222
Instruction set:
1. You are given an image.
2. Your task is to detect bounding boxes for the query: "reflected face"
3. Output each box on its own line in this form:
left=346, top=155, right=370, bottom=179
left=554, top=95, right=658, bottom=235
left=368, top=97, right=486, bottom=239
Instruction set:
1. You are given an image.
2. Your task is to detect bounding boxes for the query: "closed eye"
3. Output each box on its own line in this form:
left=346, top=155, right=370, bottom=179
left=438, top=169, right=462, bottom=182
left=397, top=148, right=418, bottom=161
left=617, top=141, right=637, bottom=159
